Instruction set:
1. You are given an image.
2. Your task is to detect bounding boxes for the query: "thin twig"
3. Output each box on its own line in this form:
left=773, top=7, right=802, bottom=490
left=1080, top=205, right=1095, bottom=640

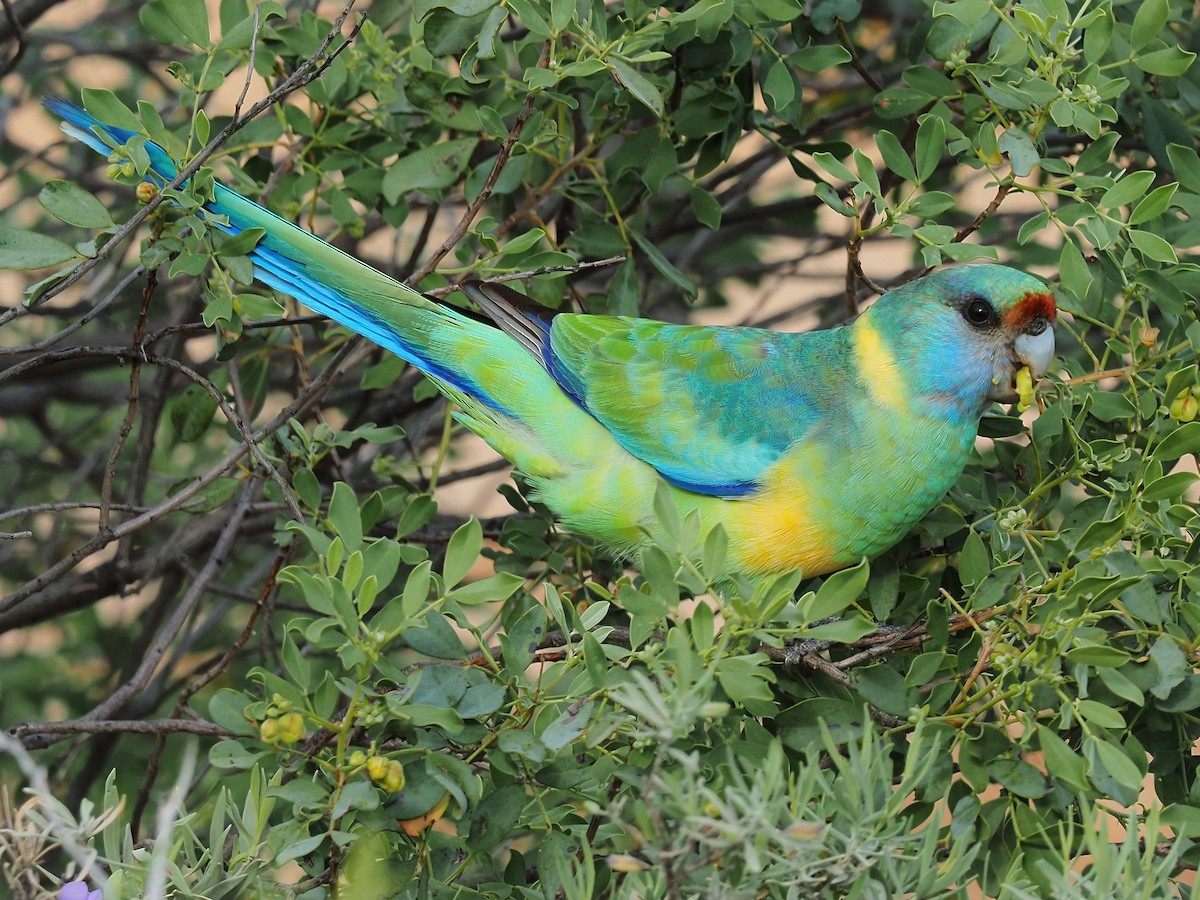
left=836, top=20, right=883, bottom=93
left=0, top=0, right=361, bottom=328
left=0, top=333, right=359, bottom=614
left=415, top=41, right=550, bottom=280
left=19, top=483, right=258, bottom=749
left=0, top=0, right=27, bottom=77
left=7, top=719, right=229, bottom=739
left=130, top=548, right=287, bottom=836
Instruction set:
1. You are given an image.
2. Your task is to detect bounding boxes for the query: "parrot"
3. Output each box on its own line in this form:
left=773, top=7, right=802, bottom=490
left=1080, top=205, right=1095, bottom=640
left=46, top=99, right=1056, bottom=578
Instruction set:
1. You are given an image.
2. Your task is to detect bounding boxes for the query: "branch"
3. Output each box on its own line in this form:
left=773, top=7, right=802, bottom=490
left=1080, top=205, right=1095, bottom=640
left=415, top=41, right=550, bottom=281
left=7, top=719, right=229, bottom=739
left=0, top=0, right=61, bottom=43
left=18, top=483, right=258, bottom=749
left=0, top=0, right=362, bottom=327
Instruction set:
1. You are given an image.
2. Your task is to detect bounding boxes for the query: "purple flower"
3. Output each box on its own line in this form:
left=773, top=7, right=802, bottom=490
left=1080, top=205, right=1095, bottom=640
left=59, top=881, right=102, bottom=900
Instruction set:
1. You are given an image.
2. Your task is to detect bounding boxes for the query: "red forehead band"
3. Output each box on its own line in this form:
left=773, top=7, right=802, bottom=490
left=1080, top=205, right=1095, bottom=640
left=1004, top=291, right=1057, bottom=330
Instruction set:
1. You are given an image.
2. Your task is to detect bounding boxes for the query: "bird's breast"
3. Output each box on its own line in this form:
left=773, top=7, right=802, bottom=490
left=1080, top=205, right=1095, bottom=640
left=721, top=406, right=978, bottom=577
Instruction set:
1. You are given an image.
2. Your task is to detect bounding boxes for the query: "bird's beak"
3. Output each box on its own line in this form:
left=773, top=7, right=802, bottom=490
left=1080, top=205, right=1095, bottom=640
left=987, top=323, right=1055, bottom=402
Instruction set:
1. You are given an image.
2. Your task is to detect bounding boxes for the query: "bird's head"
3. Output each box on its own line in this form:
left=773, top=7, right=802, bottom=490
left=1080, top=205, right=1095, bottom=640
left=864, top=264, right=1057, bottom=414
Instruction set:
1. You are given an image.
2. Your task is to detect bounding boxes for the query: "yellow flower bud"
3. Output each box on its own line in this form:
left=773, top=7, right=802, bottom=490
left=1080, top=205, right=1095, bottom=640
left=366, top=755, right=389, bottom=782
left=1169, top=391, right=1198, bottom=423
left=365, top=755, right=405, bottom=792
left=349, top=750, right=367, bottom=767
left=259, top=718, right=280, bottom=743
left=276, top=712, right=306, bottom=744
left=1015, top=365, right=1035, bottom=413
left=135, top=182, right=158, bottom=204
left=381, top=760, right=405, bottom=792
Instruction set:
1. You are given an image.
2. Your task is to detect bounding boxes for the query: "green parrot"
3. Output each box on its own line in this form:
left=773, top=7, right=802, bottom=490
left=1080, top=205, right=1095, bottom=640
left=48, top=99, right=1056, bottom=576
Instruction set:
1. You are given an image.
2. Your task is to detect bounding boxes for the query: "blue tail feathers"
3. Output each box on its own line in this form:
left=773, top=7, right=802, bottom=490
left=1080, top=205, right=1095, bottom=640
left=45, top=98, right=506, bottom=413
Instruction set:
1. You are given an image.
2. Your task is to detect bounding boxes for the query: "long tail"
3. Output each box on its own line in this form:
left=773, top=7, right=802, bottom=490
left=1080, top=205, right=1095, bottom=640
left=45, top=99, right=506, bottom=413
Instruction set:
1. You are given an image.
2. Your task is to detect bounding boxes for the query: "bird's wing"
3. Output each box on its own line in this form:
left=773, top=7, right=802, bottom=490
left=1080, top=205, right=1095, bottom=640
left=545, top=313, right=847, bottom=496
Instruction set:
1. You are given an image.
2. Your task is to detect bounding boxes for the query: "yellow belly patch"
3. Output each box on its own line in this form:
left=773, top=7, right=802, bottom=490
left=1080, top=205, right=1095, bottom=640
left=721, top=457, right=842, bottom=577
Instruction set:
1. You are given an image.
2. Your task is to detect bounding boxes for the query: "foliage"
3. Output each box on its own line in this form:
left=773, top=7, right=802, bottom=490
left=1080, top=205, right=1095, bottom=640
left=1, top=0, right=1200, bottom=896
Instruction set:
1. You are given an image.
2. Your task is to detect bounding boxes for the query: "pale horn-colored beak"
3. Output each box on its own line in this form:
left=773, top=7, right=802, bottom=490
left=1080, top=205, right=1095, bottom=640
left=987, top=322, right=1055, bottom=402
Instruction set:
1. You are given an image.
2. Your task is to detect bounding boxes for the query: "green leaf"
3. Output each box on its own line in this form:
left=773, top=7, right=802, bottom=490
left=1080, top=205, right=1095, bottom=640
left=382, top=138, right=479, bottom=203
left=875, top=130, right=916, bottom=182
left=1064, top=643, right=1131, bottom=667
left=876, top=87, right=932, bottom=118
left=447, top=571, right=525, bottom=605
left=812, top=151, right=856, bottom=183
left=852, top=148, right=881, bottom=195
left=1130, top=229, right=1177, bottom=263
left=1131, top=0, right=1168, bottom=52
left=1167, top=143, right=1200, bottom=186
left=406, top=610, right=467, bottom=659
left=0, top=227, right=80, bottom=270
left=990, top=758, right=1048, bottom=799
left=443, top=517, right=483, bottom=588
left=1087, top=737, right=1144, bottom=805
left=38, top=180, right=113, bottom=228
left=855, top=664, right=914, bottom=715
left=914, top=115, right=946, bottom=183
left=1058, top=238, right=1093, bottom=298
left=632, top=230, right=696, bottom=299
left=1149, top=636, right=1189, bottom=700
left=1137, top=46, right=1197, bottom=76
left=1142, top=471, right=1198, bottom=502
left=932, top=0, right=991, bottom=24
left=778, top=698, right=866, bottom=749
left=690, top=186, right=722, bottom=230
left=1076, top=698, right=1125, bottom=729
left=209, top=740, right=264, bottom=770
left=541, top=699, right=593, bottom=750
left=457, top=682, right=505, bottom=718
left=761, top=56, right=796, bottom=113
left=998, top=128, right=1038, bottom=177
left=168, top=383, right=220, bottom=442
left=805, top=558, right=869, bottom=622
left=1036, top=725, right=1088, bottom=791
left=1154, top=421, right=1200, bottom=463
left=1128, top=182, right=1177, bottom=224
left=799, top=614, right=876, bottom=643
left=716, top=653, right=775, bottom=706
left=610, top=58, right=664, bottom=117
left=815, top=182, right=855, bottom=216
left=468, top=784, right=526, bottom=851
left=328, top=482, right=363, bottom=552
left=217, top=226, right=266, bottom=257
left=959, top=530, right=990, bottom=589
left=81, top=87, right=143, bottom=132
left=809, top=0, right=862, bottom=33
left=424, top=6, right=496, bottom=56
left=792, top=43, right=851, bottom=72
left=497, top=228, right=546, bottom=257
left=208, top=689, right=256, bottom=736
left=1098, top=170, right=1155, bottom=209
left=162, top=0, right=211, bottom=47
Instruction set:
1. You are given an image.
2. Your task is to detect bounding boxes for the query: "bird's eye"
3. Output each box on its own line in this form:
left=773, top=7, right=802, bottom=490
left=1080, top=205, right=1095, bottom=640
left=962, top=298, right=994, bottom=327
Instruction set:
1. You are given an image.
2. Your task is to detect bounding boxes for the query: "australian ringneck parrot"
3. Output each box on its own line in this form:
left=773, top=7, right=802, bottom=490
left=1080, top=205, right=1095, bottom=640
left=47, top=99, right=1057, bottom=577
